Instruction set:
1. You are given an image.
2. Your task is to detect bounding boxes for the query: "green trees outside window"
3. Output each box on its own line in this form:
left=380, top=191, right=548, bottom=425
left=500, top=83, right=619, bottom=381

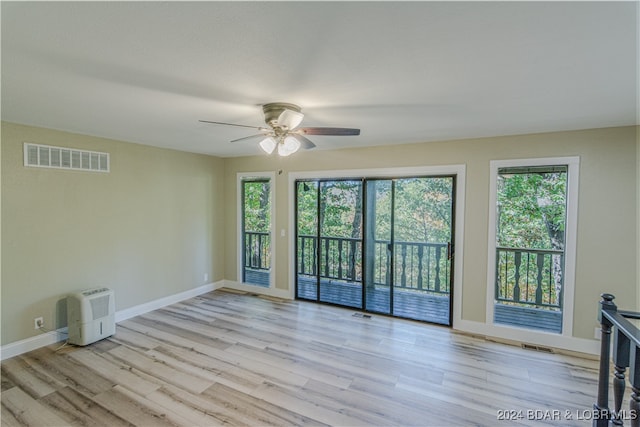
left=242, top=179, right=271, bottom=287
left=494, top=165, right=568, bottom=333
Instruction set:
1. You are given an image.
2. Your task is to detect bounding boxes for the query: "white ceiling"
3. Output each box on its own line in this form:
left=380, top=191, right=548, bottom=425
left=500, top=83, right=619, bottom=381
left=2, top=1, right=638, bottom=157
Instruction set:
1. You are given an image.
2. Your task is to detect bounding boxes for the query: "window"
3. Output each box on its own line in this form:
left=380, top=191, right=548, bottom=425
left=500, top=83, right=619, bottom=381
left=487, top=158, right=579, bottom=335
left=238, top=173, right=274, bottom=287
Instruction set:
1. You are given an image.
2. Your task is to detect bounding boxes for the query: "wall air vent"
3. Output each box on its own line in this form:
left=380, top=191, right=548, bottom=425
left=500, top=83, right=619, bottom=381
left=24, top=143, right=109, bottom=173
left=521, top=343, right=554, bottom=353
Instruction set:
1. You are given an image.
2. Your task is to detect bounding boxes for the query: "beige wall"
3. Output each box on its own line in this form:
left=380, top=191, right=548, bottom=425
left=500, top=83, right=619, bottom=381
left=2, top=122, right=636, bottom=347
left=224, top=126, right=638, bottom=341
left=1, top=122, right=225, bottom=345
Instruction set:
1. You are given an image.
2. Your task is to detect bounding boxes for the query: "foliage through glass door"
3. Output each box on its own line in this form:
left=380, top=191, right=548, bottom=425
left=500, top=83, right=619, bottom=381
left=365, top=177, right=454, bottom=324
left=297, top=180, right=363, bottom=308
left=296, top=176, right=455, bottom=325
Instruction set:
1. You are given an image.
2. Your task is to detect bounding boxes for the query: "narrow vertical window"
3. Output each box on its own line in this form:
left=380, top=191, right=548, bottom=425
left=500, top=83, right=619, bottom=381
left=488, top=158, right=578, bottom=335
left=240, top=176, right=273, bottom=287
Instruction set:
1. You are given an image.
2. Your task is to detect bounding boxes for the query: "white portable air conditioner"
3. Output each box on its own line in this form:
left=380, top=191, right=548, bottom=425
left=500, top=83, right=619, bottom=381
left=67, top=287, right=115, bottom=346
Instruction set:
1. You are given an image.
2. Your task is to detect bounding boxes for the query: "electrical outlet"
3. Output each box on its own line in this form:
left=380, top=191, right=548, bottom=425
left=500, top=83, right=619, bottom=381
left=594, top=327, right=601, bottom=340
left=204, top=273, right=209, bottom=282
left=34, top=317, right=44, bottom=330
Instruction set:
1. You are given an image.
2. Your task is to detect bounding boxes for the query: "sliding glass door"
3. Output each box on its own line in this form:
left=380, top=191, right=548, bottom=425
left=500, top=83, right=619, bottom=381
left=296, top=176, right=455, bottom=325
left=378, top=177, right=454, bottom=324
left=296, top=180, right=363, bottom=308
left=363, top=179, right=392, bottom=314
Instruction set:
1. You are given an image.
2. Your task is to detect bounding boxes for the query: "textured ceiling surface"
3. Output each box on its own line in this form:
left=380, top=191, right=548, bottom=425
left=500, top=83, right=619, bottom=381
left=2, top=2, right=637, bottom=157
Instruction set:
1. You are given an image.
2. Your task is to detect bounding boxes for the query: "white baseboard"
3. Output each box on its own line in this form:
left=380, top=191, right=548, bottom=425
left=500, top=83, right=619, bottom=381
left=2, top=281, right=599, bottom=360
left=453, top=318, right=600, bottom=356
left=114, top=281, right=224, bottom=323
left=0, top=329, right=69, bottom=361
left=1, top=281, right=225, bottom=361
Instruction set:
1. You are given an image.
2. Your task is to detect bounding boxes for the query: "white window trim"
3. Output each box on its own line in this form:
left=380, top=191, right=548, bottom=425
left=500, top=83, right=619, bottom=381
left=288, top=164, right=466, bottom=330
left=486, top=156, right=580, bottom=337
left=237, top=171, right=276, bottom=289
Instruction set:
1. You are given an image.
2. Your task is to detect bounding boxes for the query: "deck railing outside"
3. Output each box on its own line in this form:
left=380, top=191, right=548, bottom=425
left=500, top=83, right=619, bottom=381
left=296, top=234, right=450, bottom=295
left=298, top=235, right=361, bottom=281
left=244, top=231, right=271, bottom=271
left=495, top=246, right=563, bottom=309
left=594, top=294, right=639, bottom=427
left=245, top=234, right=562, bottom=311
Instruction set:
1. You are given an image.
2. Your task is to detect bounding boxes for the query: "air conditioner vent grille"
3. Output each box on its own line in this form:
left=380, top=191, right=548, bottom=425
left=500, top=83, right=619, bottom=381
left=24, top=143, right=109, bottom=173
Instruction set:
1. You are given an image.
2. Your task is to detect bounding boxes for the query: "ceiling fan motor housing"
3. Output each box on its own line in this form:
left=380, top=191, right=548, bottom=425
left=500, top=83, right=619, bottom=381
left=200, top=102, right=358, bottom=153
left=262, top=102, right=301, bottom=126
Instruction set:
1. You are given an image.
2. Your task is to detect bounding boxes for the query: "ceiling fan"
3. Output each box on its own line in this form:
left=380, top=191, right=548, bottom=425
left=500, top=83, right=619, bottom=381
left=200, top=102, right=360, bottom=156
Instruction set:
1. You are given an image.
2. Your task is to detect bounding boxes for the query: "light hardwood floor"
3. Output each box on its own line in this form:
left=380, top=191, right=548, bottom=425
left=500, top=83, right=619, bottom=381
left=2, top=289, right=603, bottom=426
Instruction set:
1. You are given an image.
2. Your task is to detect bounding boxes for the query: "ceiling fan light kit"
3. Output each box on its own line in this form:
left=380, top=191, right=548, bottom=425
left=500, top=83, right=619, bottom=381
left=259, top=136, right=277, bottom=154
left=277, top=135, right=301, bottom=156
left=260, top=134, right=301, bottom=156
left=200, top=102, right=360, bottom=157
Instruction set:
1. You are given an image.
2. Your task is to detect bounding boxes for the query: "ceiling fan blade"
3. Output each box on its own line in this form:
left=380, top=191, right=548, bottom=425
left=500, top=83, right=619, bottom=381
left=291, top=134, right=316, bottom=150
left=199, top=120, right=266, bottom=131
left=277, top=109, right=304, bottom=130
left=297, top=127, right=360, bottom=136
left=230, top=133, right=268, bottom=143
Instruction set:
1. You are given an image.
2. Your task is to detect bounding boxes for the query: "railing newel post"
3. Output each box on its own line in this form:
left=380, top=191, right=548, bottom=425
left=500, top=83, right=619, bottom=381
left=613, top=331, right=631, bottom=426
left=594, top=293, right=617, bottom=427
left=630, top=345, right=640, bottom=427
left=631, top=385, right=639, bottom=427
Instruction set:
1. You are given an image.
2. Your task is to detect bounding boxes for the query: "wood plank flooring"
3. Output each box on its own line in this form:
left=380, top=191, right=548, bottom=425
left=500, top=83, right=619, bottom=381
left=2, top=289, right=605, bottom=426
